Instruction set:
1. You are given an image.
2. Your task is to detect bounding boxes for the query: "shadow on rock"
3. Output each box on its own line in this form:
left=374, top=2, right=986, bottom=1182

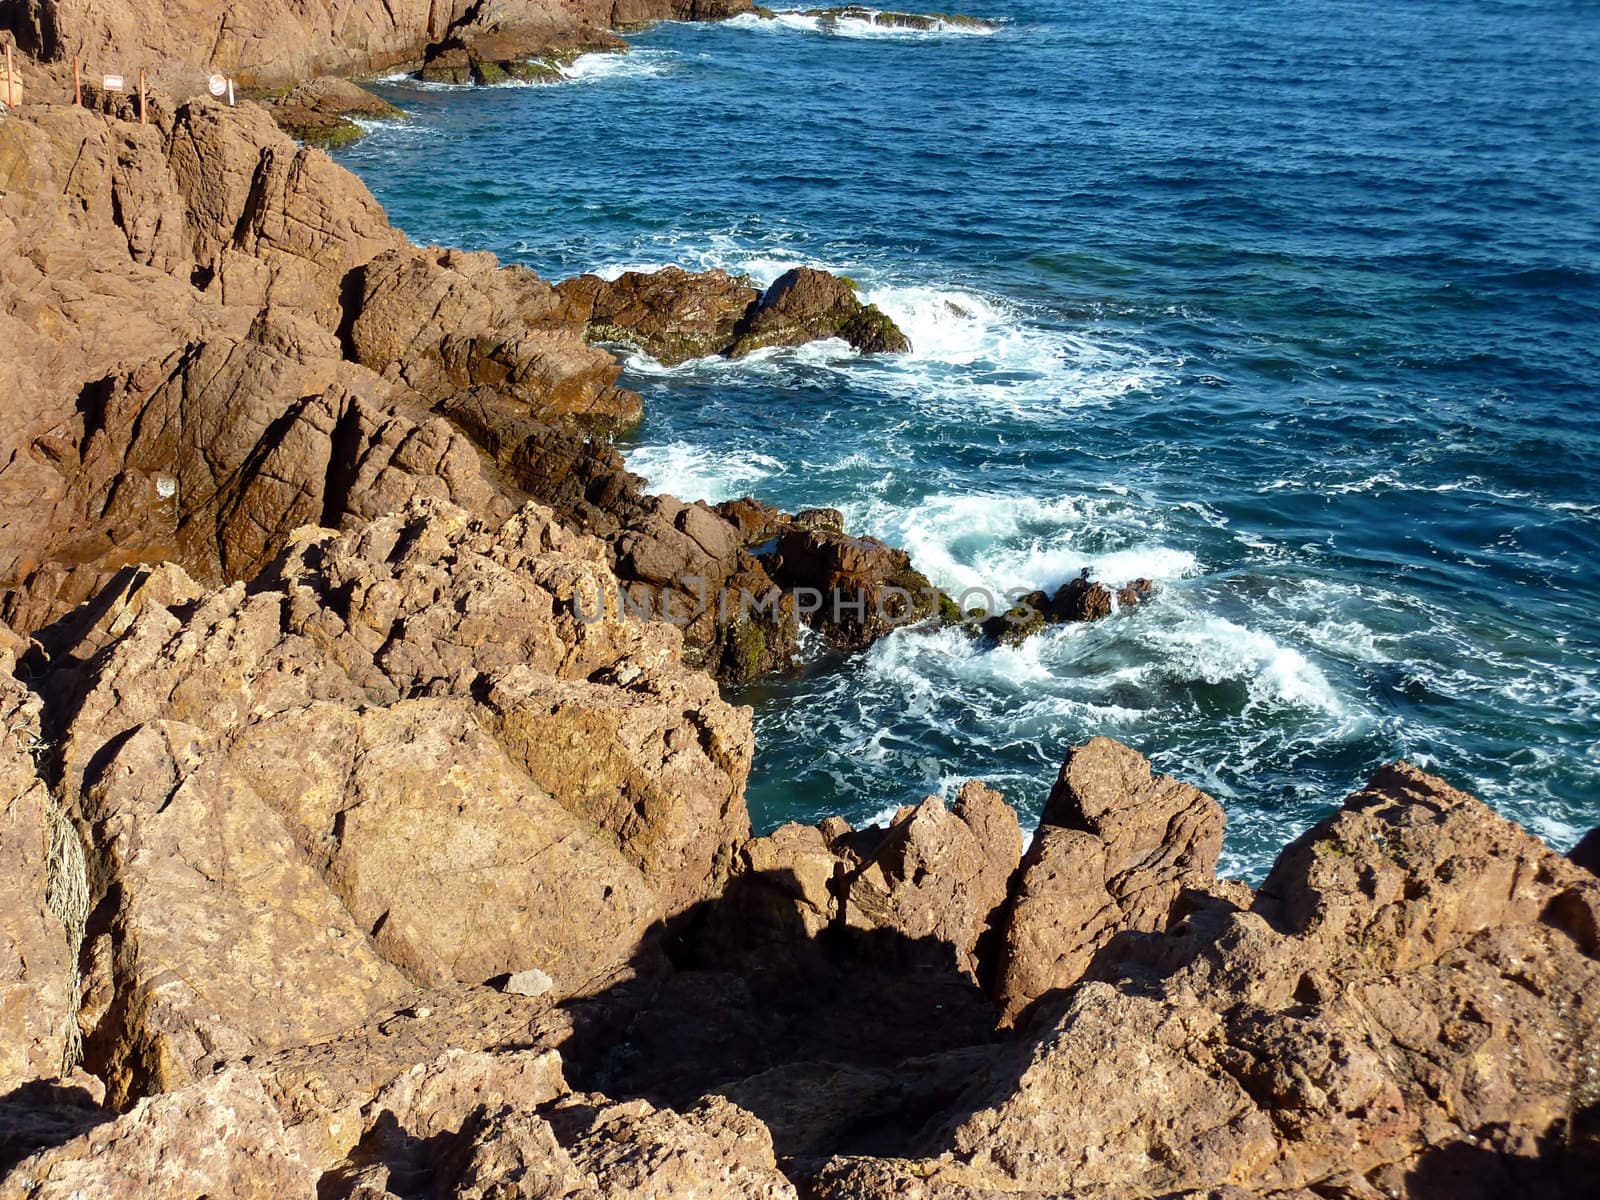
left=555, top=866, right=1009, bottom=1163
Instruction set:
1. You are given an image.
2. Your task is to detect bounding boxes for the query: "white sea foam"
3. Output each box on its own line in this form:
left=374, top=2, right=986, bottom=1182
left=625, top=441, right=787, bottom=502
left=558, top=49, right=678, bottom=83
left=592, top=249, right=1174, bottom=421
left=726, top=9, right=1002, bottom=40
left=846, top=491, right=1200, bottom=598
left=1144, top=616, right=1348, bottom=716
left=373, top=49, right=673, bottom=91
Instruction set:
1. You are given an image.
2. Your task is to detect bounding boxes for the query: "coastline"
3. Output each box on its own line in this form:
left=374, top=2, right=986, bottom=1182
left=1, top=7, right=1599, bottom=1198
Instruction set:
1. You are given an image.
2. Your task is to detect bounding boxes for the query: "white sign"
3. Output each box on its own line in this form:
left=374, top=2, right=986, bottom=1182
left=102, top=74, right=124, bottom=92
left=208, top=73, right=227, bottom=97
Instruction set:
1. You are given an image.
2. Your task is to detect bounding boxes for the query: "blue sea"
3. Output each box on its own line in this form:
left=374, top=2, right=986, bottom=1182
left=338, top=1, right=1600, bottom=876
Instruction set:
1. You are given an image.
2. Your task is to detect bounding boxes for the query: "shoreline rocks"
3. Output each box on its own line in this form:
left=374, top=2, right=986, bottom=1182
left=977, top=567, right=1157, bottom=645
left=0, top=98, right=932, bottom=682
left=3, top=699, right=1594, bottom=1196
left=793, top=8, right=1003, bottom=34
left=556, top=265, right=912, bottom=364
left=0, top=67, right=1594, bottom=1200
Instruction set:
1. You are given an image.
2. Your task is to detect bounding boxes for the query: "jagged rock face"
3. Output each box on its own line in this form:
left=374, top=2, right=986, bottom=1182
left=0, top=101, right=634, bottom=634
left=0, top=653, right=75, bottom=1092
left=701, top=781, right=1022, bottom=982
left=1, top=101, right=934, bottom=682
left=348, top=248, right=641, bottom=433
left=4, top=730, right=1598, bottom=1195
left=0, top=1066, right=319, bottom=1199
left=989, top=737, right=1227, bottom=1023
left=46, top=499, right=752, bottom=1106
left=2, top=1023, right=795, bottom=1200
left=933, top=762, right=1600, bottom=1197
left=766, top=523, right=936, bottom=650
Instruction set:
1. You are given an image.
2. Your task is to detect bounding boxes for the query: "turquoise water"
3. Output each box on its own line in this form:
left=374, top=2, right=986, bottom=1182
left=338, top=1, right=1600, bottom=876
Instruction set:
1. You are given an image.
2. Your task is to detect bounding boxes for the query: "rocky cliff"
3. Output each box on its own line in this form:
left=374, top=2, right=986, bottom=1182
left=0, top=97, right=925, bottom=681
left=0, top=75, right=1596, bottom=1200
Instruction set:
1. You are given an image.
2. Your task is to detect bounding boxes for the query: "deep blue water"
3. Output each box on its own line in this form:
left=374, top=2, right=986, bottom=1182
left=337, top=1, right=1600, bottom=876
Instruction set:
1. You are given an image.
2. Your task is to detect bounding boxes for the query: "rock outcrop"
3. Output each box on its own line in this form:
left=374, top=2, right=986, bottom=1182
left=0, top=651, right=77, bottom=1092
left=990, top=736, right=1226, bottom=1023
left=796, top=8, right=1003, bottom=34
left=261, top=76, right=400, bottom=147
left=924, top=761, right=1600, bottom=1197
left=45, top=498, right=751, bottom=1106
left=0, top=99, right=930, bottom=682
left=727, top=266, right=910, bottom=358
left=979, top=567, right=1156, bottom=645
left=2, top=694, right=1596, bottom=1197
left=557, top=265, right=911, bottom=364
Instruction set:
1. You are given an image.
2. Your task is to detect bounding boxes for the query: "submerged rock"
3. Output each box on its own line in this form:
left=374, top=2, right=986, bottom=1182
left=978, top=567, right=1156, bottom=645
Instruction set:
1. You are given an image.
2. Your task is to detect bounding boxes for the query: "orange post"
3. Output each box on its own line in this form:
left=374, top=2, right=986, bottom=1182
left=138, top=69, right=146, bottom=123
left=74, top=55, right=81, bottom=106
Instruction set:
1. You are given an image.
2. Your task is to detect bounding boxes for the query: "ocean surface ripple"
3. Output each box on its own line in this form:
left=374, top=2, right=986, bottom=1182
left=340, top=0, right=1600, bottom=877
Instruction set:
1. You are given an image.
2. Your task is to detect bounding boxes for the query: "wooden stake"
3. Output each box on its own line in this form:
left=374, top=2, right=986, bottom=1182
left=138, top=68, right=146, bottom=124
left=5, top=45, right=15, bottom=111
left=74, top=55, right=81, bottom=106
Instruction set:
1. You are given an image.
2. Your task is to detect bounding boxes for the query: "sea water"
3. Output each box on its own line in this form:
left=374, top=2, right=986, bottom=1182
left=338, top=0, right=1600, bottom=877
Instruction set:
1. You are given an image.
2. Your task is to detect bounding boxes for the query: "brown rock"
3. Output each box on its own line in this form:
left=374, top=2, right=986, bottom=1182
left=1116, top=576, right=1156, bottom=609
left=0, top=1067, right=318, bottom=1200
left=1049, top=567, right=1114, bottom=622
left=843, top=783, right=1022, bottom=977
left=935, top=761, right=1600, bottom=1196
left=0, top=655, right=76, bottom=1091
left=0, top=100, right=656, bottom=637
left=348, top=247, right=642, bottom=433
left=558, top=265, right=909, bottom=363
left=263, top=77, right=400, bottom=148
left=767, top=524, right=936, bottom=649
left=11, top=1, right=749, bottom=94
left=542, top=1092, right=796, bottom=1200
left=49, top=500, right=750, bottom=1103
left=727, top=267, right=910, bottom=358
left=555, top=267, right=762, bottom=365
left=74, top=719, right=414, bottom=1106
left=991, top=738, right=1225, bottom=1023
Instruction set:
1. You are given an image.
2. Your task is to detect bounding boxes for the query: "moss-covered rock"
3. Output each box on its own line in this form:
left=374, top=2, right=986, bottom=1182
left=261, top=76, right=402, bottom=148
left=727, top=267, right=911, bottom=358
